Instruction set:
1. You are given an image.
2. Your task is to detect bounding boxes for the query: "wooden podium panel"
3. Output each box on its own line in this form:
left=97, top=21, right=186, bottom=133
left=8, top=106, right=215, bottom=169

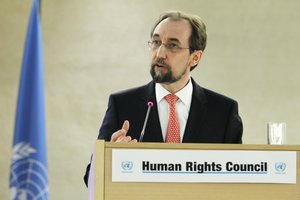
left=94, top=141, right=300, bottom=200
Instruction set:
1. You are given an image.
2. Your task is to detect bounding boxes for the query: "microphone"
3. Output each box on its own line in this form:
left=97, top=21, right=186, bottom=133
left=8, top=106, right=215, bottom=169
left=139, top=98, right=154, bottom=142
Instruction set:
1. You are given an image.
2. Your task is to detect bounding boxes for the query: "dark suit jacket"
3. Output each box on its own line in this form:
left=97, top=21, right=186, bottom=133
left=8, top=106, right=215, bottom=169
left=84, top=78, right=243, bottom=186
left=98, top=78, right=242, bottom=143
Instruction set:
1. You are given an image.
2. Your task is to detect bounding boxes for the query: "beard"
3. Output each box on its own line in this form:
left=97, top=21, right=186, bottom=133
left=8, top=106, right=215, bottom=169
left=150, top=59, right=187, bottom=84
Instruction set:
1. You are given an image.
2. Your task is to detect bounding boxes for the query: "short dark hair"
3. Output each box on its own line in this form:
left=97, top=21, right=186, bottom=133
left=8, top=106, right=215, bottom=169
left=150, top=11, right=207, bottom=70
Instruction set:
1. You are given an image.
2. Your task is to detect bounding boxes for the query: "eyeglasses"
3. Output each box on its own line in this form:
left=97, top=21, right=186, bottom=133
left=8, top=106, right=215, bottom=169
left=148, top=40, right=189, bottom=53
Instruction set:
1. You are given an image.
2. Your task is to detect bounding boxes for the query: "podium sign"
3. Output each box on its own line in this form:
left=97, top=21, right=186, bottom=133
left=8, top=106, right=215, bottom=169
left=93, top=141, right=300, bottom=200
left=112, top=149, right=296, bottom=183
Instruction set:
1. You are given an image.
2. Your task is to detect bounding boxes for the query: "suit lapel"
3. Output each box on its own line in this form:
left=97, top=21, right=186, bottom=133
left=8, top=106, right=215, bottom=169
left=139, top=79, right=207, bottom=143
left=140, top=81, right=164, bottom=142
left=182, top=78, right=207, bottom=143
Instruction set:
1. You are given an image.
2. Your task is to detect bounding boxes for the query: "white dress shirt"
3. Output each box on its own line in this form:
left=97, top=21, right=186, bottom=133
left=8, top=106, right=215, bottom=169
left=155, top=79, right=193, bottom=142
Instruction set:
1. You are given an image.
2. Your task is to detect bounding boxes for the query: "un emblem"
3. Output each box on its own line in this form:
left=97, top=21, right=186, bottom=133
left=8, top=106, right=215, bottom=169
left=10, top=142, right=48, bottom=200
left=275, top=162, right=286, bottom=172
left=121, top=161, right=133, bottom=171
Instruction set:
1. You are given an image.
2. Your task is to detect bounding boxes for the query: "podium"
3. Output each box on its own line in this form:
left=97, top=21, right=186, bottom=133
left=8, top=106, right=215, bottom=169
left=93, top=140, right=300, bottom=200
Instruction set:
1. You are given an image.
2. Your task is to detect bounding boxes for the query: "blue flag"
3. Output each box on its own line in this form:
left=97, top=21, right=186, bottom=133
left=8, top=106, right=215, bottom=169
left=9, top=0, right=49, bottom=199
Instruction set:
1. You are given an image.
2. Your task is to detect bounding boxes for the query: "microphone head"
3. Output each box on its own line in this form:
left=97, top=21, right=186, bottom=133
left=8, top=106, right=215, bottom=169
left=147, top=101, right=154, bottom=107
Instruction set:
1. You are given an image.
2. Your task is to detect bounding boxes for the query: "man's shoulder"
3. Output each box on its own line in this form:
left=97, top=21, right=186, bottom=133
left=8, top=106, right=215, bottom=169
left=192, top=79, right=237, bottom=104
left=203, top=87, right=237, bottom=103
left=110, top=81, right=154, bottom=99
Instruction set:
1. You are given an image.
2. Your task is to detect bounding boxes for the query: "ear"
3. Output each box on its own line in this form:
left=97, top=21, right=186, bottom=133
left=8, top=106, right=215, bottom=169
left=190, top=50, right=203, bottom=66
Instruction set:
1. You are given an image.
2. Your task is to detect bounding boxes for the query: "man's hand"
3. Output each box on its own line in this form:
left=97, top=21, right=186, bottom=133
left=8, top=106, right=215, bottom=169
left=110, top=120, right=138, bottom=143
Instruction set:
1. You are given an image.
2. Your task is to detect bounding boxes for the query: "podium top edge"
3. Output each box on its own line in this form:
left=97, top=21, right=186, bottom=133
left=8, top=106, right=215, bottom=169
left=96, top=140, right=300, bottom=151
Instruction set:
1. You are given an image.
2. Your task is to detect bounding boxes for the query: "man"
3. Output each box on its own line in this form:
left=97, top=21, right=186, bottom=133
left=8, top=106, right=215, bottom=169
left=84, top=11, right=243, bottom=186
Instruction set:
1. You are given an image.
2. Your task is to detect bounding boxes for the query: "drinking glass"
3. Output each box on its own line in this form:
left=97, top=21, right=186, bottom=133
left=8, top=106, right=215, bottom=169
left=267, top=122, right=286, bottom=145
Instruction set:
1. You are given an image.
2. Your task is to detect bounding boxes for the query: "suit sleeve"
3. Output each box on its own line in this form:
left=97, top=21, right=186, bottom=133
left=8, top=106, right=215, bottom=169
left=98, top=94, right=120, bottom=141
left=83, top=158, right=91, bottom=187
left=84, top=95, right=120, bottom=187
left=224, top=100, right=243, bottom=143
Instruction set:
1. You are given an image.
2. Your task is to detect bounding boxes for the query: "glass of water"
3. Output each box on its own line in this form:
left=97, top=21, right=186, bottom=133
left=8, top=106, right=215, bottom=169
left=267, top=122, right=286, bottom=145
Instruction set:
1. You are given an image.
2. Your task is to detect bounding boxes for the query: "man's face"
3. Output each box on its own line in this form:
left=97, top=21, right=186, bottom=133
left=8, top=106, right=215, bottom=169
left=149, top=18, right=194, bottom=84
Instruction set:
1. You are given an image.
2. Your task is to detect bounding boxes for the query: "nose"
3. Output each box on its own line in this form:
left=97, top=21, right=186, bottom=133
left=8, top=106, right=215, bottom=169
left=155, top=44, right=167, bottom=59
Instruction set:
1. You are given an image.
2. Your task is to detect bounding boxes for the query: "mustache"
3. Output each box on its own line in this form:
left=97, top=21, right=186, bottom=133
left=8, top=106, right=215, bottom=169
left=151, top=59, right=169, bottom=68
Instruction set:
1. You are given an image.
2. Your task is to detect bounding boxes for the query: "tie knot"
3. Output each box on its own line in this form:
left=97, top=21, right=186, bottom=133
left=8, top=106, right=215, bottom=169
left=164, top=94, right=179, bottom=105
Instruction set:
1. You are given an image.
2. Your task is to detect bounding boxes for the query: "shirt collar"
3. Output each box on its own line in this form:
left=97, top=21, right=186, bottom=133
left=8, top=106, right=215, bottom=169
left=155, top=78, right=193, bottom=106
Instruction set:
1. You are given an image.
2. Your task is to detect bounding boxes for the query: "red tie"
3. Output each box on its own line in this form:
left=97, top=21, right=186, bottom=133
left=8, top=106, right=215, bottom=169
left=165, top=94, right=180, bottom=143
